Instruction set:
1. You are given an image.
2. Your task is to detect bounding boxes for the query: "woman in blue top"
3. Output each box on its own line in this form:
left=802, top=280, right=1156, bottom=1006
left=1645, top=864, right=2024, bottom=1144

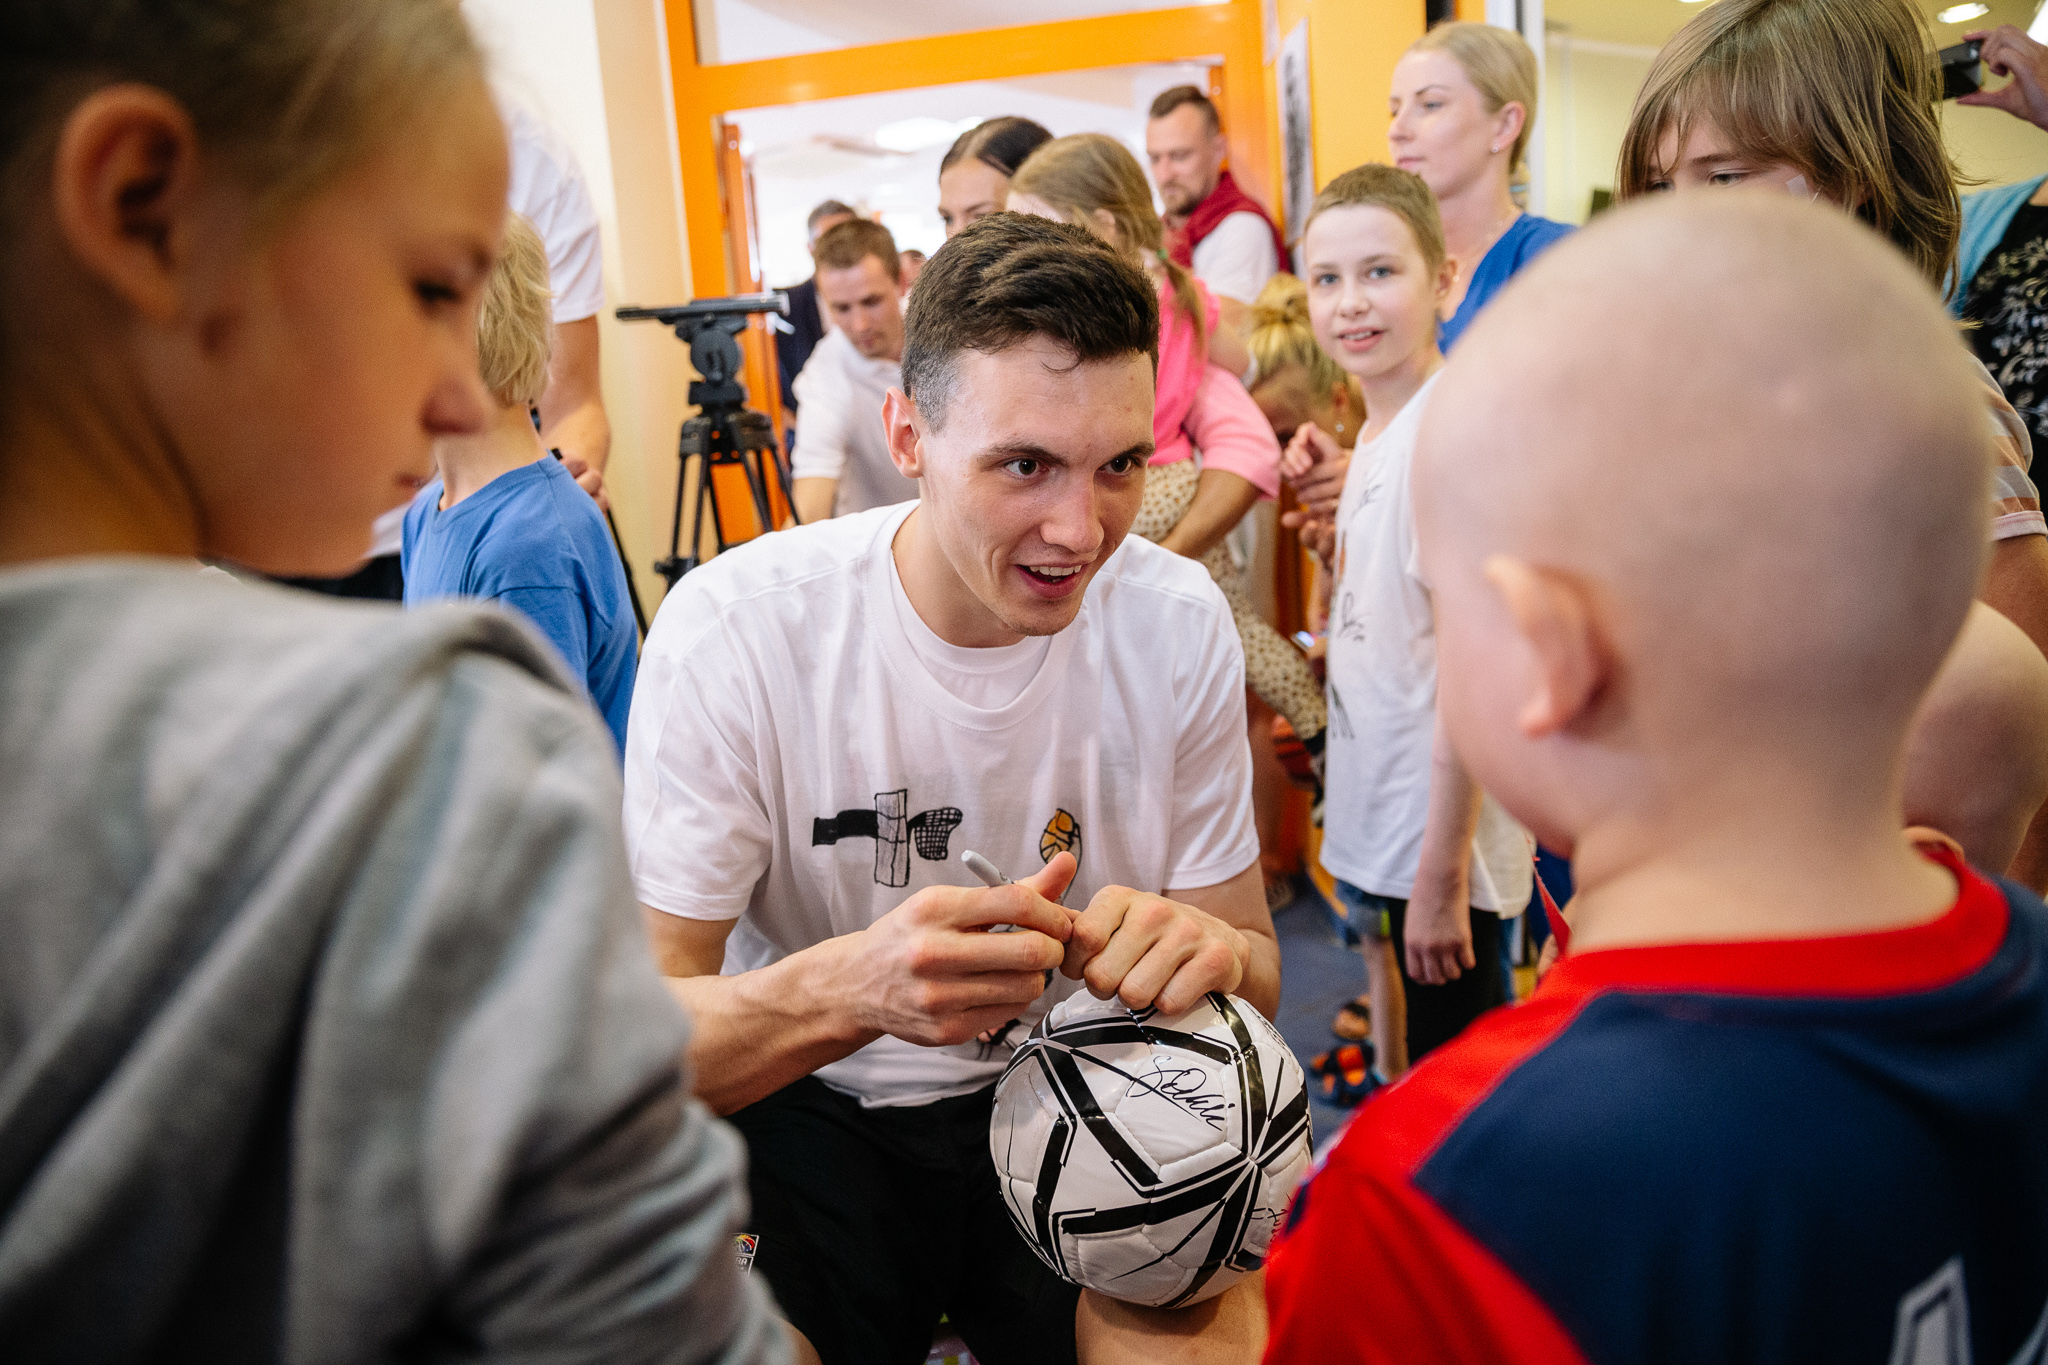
left=1389, top=21, right=1572, bottom=353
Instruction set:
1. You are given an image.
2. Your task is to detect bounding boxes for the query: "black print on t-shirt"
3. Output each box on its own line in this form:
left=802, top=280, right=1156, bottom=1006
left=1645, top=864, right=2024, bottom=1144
left=812, top=789, right=964, bottom=886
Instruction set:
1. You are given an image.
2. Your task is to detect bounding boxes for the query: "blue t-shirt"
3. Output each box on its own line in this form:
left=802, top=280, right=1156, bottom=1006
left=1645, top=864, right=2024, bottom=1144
left=402, top=456, right=636, bottom=755
left=1439, top=212, right=1575, bottom=353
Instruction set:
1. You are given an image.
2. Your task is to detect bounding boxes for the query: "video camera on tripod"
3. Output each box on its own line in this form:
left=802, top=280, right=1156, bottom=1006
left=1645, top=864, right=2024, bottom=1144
left=616, top=292, right=796, bottom=587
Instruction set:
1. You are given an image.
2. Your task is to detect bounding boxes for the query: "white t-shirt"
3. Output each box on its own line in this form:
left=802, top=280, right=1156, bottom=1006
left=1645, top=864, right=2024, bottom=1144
left=789, top=329, right=920, bottom=516
left=1319, top=374, right=1532, bottom=914
left=624, top=503, right=1261, bottom=1107
left=1190, top=211, right=1281, bottom=306
left=504, top=102, right=605, bottom=324
left=365, top=104, right=603, bottom=562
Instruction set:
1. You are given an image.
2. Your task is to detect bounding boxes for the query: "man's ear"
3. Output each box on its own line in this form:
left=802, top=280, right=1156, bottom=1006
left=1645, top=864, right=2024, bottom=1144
left=1483, top=555, right=1609, bottom=738
left=883, top=388, right=925, bottom=479
left=51, top=84, right=208, bottom=324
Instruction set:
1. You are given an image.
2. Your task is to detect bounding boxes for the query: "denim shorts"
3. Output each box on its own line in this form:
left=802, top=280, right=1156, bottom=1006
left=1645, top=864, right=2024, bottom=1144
left=1330, top=879, right=1396, bottom=946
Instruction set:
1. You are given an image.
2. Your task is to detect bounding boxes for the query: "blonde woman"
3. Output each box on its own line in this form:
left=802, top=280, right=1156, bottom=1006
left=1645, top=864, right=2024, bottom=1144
left=1009, top=134, right=1330, bottom=797
left=1390, top=21, right=1571, bottom=350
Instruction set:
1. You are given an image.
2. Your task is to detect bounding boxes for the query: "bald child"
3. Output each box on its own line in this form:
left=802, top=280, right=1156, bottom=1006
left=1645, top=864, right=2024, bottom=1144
left=1262, top=194, right=2048, bottom=1363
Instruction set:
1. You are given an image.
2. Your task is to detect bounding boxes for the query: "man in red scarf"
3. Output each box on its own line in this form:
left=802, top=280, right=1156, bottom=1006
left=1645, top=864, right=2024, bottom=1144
left=1147, top=86, right=1291, bottom=331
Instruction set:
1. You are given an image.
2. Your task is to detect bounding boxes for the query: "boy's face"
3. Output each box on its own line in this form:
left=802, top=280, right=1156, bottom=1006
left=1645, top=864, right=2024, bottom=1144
left=890, top=336, right=1153, bottom=642
left=159, top=79, right=507, bottom=575
left=1645, top=119, right=1814, bottom=199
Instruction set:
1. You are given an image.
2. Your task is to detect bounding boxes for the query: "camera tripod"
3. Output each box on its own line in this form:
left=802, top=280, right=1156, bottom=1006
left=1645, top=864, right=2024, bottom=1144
left=617, top=294, right=797, bottom=588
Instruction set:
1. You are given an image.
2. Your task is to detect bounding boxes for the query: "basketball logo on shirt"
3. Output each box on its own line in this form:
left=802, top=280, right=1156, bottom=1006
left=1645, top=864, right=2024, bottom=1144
left=1040, top=809, right=1082, bottom=867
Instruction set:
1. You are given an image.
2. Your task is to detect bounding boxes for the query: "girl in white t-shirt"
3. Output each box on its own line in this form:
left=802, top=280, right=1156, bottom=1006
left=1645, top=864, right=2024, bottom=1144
left=1283, top=165, right=1533, bottom=1084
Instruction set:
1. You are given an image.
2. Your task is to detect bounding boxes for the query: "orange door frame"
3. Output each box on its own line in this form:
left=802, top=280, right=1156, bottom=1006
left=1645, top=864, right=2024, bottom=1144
left=660, top=1, right=1272, bottom=299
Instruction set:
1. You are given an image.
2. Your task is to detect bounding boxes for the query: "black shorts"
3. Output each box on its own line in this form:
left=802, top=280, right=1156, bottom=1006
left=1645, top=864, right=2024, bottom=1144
left=728, top=1076, right=1080, bottom=1365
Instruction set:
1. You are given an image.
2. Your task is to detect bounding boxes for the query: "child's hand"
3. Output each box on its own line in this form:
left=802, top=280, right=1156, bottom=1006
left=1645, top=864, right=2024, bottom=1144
left=1282, top=507, right=1336, bottom=563
left=1282, top=421, right=1343, bottom=483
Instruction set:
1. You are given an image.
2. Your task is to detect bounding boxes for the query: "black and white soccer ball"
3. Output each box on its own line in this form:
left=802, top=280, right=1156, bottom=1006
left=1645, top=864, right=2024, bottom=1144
left=988, top=990, right=1312, bottom=1308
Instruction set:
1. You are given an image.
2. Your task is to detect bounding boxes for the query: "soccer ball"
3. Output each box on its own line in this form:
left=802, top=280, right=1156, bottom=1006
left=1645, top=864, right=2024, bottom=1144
left=988, top=991, right=1312, bottom=1308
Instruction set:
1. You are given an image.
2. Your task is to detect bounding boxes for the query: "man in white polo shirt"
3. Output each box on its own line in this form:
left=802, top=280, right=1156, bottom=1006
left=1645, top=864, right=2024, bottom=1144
left=790, top=218, right=920, bottom=522
left=624, top=213, right=1278, bottom=1365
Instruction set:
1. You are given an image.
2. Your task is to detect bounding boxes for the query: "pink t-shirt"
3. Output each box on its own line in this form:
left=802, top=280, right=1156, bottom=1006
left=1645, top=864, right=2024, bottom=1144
left=1151, top=277, right=1282, bottom=499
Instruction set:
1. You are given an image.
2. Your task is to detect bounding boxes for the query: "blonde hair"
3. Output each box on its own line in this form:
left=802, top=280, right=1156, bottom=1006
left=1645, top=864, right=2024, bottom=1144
left=2, top=1, right=481, bottom=240
left=1411, top=22, right=1540, bottom=176
left=478, top=214, right=554, bottom=409
left=1303, top=163, right=1448, bottom=276
left=1614, top=0, right=1961, bottom=288
left=1010, top=133, right=1206, bottom=350
left=1247, top=274, right=1361, bottom=410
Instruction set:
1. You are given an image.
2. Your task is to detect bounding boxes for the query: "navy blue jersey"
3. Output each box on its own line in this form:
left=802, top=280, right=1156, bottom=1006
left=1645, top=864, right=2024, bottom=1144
left=1265, top=848, right=2048, bottom=1364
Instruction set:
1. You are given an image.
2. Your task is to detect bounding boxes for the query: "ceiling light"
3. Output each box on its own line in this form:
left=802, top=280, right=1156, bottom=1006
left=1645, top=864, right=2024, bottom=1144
left=873, top=116, right=982, bottom=154
left=1937, top=3, right=1989, bottom=21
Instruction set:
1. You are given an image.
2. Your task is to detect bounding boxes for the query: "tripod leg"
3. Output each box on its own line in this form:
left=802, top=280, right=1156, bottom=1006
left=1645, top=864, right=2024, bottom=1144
left=705, top=451, right=731, bottom=560
left=605, top=506, right=648, bottom=636
left=743, top=442, right=777, bottom=542
left=771, top=428, right=802, bottom=526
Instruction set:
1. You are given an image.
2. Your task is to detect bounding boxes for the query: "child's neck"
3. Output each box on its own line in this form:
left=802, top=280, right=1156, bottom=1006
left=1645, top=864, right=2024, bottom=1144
left=437, top=405, right=547, bottom=509
left=1355, top=346, right=1445, bottom=445
left=1564, top=777, right=1960, bottom=954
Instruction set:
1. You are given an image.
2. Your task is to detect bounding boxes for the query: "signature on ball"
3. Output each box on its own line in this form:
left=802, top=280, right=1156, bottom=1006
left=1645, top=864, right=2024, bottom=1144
left=1137, top=1061, right=1230, bottom=1129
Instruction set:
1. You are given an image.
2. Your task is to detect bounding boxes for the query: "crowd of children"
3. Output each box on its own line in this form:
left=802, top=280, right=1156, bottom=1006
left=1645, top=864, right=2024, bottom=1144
left=2, top=0, right=2046, bottom=1362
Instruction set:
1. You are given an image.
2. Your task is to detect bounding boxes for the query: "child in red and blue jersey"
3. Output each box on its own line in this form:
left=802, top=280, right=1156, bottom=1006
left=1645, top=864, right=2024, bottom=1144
left=1261, top=192, right=2048, bottom=1364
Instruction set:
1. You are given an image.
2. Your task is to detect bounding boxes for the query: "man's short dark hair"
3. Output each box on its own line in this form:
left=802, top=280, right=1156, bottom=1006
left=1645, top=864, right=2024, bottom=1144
left=807, top=199, right=857, bottom=235
left=1148, top=85, right=1220, bottom=133
left=814, top=218, right=901, bottom=283
left=902, top=213, right=1159, bottom=430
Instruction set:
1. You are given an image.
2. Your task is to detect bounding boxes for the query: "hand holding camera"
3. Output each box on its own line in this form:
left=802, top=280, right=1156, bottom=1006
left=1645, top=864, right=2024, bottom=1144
left=1958, top=25, right=2048, bottom=132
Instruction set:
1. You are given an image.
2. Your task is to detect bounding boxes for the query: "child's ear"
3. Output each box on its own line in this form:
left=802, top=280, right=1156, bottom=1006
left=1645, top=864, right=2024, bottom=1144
left=1482, top=555, right=1610, bottom=738
left=51, top=85, right=207, bottom=324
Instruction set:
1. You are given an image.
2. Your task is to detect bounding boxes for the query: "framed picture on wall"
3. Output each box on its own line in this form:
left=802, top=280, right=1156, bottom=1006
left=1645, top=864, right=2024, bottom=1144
left=1279, top=19, right=1312, bottom=251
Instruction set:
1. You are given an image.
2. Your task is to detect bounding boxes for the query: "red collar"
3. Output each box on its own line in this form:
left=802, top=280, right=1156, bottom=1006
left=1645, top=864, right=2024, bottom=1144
left=1168, top=170, right=1291, bottom=270
left=1544, top=843, right=2010, bottom=1000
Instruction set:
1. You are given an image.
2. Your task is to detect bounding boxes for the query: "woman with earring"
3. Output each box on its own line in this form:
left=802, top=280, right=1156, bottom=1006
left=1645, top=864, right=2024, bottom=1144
left=1390, top=21, right=1572, bottom=351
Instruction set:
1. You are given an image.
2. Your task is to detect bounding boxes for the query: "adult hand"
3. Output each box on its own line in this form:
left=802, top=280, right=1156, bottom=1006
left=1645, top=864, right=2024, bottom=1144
left=1061, top=885, right=1251, bottom=1016
left=1961, top=26, right=2048, bottom=131
left=1404, top=863, right=1475, bottom=986
left=559, top=452, right=611, bottom=511
left=844, top=853, right=1076, bottom=1048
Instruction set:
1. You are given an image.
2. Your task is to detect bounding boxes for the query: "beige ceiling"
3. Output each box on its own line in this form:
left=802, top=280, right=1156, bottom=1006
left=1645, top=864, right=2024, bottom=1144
left=1547, top=0, right=2042, bottom=53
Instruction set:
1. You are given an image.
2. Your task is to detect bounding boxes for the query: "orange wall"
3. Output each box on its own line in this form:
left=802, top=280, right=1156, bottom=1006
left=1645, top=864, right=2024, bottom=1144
left=1266, top=0, right=1428, bottom=228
